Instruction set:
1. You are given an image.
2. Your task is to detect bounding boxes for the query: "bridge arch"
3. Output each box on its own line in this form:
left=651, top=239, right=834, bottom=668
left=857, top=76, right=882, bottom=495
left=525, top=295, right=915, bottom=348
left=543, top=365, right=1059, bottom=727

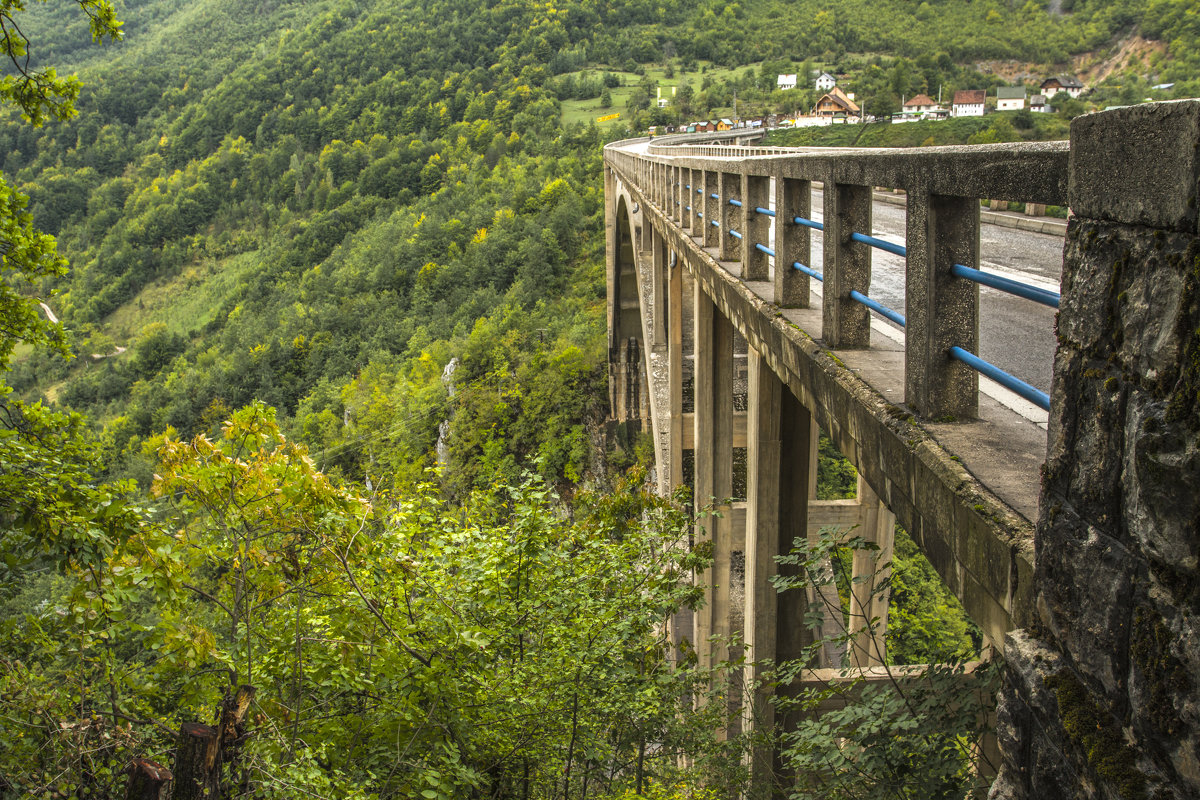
left=607, top=178, right=650, bottom=435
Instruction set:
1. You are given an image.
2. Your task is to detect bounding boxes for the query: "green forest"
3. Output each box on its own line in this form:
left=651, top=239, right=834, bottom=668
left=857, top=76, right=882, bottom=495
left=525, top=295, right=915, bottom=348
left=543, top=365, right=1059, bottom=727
left=0, top=0, right=1195, bottom=796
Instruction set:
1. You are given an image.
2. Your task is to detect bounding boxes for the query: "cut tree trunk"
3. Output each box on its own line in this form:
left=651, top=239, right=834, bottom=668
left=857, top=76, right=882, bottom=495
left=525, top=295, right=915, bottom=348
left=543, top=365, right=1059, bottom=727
left=171, top=722, right=221, bottom=800
left=217, top=685, right=257, bottom=795
left=124, top=758, right=172, bottom=800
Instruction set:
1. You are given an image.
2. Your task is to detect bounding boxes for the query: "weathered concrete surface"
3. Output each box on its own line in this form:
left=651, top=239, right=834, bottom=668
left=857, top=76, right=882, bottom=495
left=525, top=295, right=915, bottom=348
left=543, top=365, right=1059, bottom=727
left=607, top=156, right=1037, bottom=652
left=991, top=102, right=1200, bottom=800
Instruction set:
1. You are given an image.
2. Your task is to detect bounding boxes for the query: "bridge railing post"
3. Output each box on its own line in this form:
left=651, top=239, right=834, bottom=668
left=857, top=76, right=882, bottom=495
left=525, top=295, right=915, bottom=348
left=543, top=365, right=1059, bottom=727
left=823, top=180, right=873, bottom=348
left=703, top=170, right=720, bottom=248
left=743, top=173, right=770, bottom=281
left=775, top=176, right=811, bottom=308
left=686, top=166, right=696, bottom=231
left=719, top=171, right=740, bottom=261
left=904, top=190, right=980, bottom=419
left=671, top=165, right=681, bottom=224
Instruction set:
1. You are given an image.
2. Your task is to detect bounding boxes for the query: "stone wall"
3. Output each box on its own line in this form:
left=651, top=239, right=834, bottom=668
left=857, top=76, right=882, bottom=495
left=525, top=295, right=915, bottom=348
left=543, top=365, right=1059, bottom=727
left=991, top=101, right=1200, bottom=800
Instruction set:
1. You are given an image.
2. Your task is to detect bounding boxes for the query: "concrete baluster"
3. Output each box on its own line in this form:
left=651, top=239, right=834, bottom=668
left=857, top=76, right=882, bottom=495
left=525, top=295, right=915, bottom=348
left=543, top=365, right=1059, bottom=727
left=742, top=173, right=770, bottom=281
left=904, top=189, right=980, bottom=419
left=703, top=170, right=720, bottom=248
left=679, top=167, right=691, bottom=232
left=719, top=171, right=740, bottom=262
left=774, top=176, right=811, bottom=308
left=823, top=181, right=872, bottom=348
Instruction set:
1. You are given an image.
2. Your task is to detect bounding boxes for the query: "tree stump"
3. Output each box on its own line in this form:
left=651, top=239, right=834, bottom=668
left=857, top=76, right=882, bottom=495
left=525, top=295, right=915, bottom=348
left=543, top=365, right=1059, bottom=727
left=172, top=722, right=221, bottom=800
left=124, top=758, right=172, bottom=800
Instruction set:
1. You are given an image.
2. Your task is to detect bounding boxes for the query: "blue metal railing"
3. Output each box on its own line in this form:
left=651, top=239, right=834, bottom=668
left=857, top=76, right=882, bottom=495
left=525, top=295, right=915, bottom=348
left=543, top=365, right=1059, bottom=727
left=794, top=263, right=823, bottom=281
left=950, top=346, right=1050, bottom=410
left=850, top=290, right=906, bottom=327
left=666, top=184, right=1054, bottom=408
left=951, top=264, right=1060, bottom=308
left=850, top=231, right=907, bottom=258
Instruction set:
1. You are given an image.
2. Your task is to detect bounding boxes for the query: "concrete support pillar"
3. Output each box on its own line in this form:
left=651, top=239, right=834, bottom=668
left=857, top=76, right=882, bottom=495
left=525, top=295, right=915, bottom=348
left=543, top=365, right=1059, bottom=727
left=744, top=349, right=814, bottom=793
left=822, top=181, right=872, bottom=348
left=804, top=419, right=846, bottom=669
left=847, top=476, right=895, bottom=668
left=774, top=177, right=811, bottom=308
left=904, top=190, right=980, bottom=419
left=652, top=229, right=667, bottom=348
left=719, top=171, right=740, bottom=262
left=703, top=170, right=720, bottom=248
left=693, top=286, right=733, bottom=677
left=743, top=174, right=770, bottom=281
left=668, top=249, right=684, bottom=492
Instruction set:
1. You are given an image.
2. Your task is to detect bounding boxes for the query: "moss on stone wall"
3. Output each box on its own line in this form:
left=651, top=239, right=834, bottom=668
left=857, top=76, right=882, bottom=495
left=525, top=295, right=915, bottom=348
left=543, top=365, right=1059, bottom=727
left=1045, top=670, right=1149, bottom=800
left=1165, top=253, right=1200, bottom=430
left=1131, top=607, right=1190, bottom=740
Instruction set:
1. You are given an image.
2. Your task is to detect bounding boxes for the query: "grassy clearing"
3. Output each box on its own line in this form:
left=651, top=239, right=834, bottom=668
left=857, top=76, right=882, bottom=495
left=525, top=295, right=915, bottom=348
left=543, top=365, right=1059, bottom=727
left=558, top=59, right=773, bottom=126
left=103, top=250, right=263, bottom=342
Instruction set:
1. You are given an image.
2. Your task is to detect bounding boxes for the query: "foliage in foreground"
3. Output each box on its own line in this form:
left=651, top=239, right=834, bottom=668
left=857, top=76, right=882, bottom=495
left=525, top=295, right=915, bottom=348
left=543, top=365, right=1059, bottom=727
left=1, top=402, right=736, bottom=798
left=767, top=529, right=997, bottom=800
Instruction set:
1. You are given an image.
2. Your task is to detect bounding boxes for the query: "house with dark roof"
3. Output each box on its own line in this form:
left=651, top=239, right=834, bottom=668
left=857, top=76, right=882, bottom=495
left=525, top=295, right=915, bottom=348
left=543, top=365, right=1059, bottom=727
left=1041, top=75, right=1085, bottom=99
left=952, top=89, right=985, bottom=117
left=1030, top=93, right=1050, bottom=113
left=996, top=86, right=1026, bottom=111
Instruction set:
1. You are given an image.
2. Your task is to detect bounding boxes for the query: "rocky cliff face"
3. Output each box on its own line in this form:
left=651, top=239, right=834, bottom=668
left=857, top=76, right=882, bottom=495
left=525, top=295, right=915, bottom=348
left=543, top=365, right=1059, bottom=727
left=990, top=101, right=1200, bottom=800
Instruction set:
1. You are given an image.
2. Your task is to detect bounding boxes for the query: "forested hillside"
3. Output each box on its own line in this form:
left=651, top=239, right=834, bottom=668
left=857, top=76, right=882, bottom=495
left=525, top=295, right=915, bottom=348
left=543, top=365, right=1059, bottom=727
left=0, top=0, right=1196, bottom=796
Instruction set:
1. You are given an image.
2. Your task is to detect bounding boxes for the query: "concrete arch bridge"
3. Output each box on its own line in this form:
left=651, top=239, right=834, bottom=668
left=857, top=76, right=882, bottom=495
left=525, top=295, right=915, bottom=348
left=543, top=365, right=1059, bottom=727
left=604, top=101, right=1200, bottom=799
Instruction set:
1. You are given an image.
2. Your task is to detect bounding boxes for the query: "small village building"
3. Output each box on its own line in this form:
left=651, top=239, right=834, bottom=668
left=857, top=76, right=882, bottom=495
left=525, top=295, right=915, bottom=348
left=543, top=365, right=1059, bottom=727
left=813, top=86, right=861, bottom=121
left=1029, top=93, right=1050, bottom=113
left=716, top=118, right=733, bottom=131
left=815, top=71, right=837, bottom=92
left=996, top=86, right=1026, bottom=111
left=952, top=89, right=985, bottom=117
left=777, top=74, right=797, bottom=91
left=1041, top=75, right=1085, bottom=99
left=903, top=94, right=938, bottom=114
